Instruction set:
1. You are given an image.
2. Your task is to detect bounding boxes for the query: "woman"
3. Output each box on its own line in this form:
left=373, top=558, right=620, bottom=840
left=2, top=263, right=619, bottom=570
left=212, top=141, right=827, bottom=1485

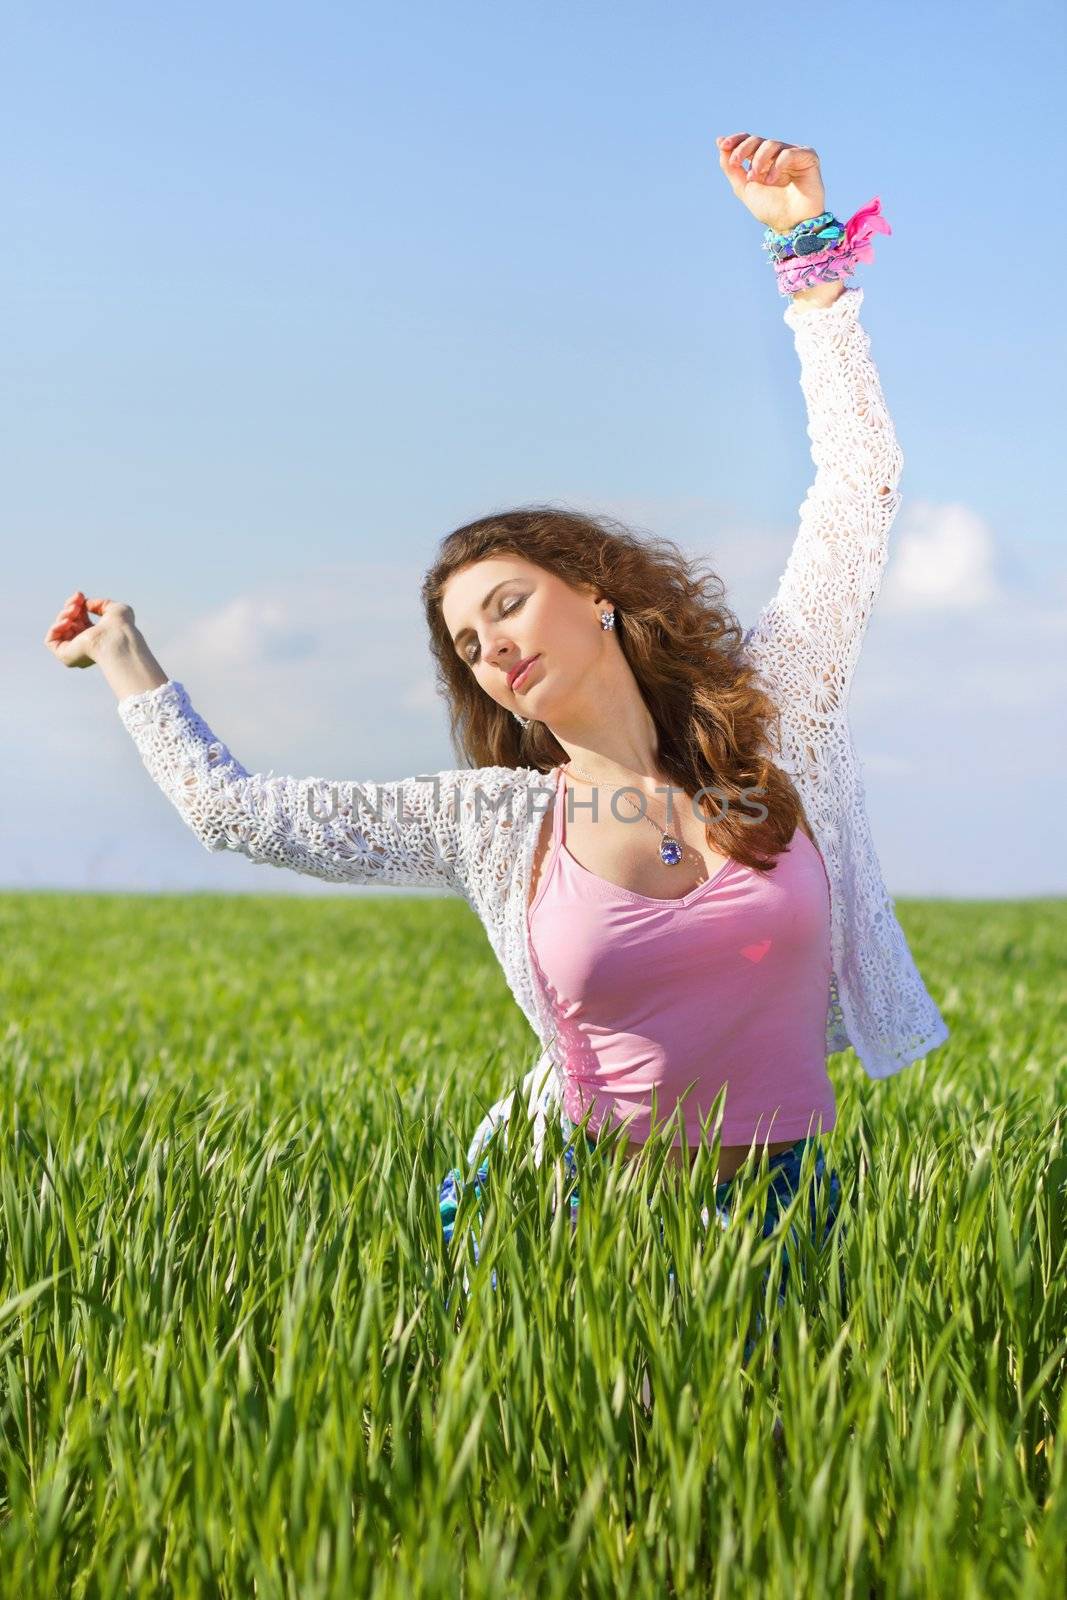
left=44, top=131, right=948, bottom=1288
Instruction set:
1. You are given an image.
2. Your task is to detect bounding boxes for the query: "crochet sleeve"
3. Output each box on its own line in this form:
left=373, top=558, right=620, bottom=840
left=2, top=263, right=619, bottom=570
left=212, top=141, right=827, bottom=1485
left=742, top=285, right=905, bottom=719
left=116, top=678, right=467, bottom=893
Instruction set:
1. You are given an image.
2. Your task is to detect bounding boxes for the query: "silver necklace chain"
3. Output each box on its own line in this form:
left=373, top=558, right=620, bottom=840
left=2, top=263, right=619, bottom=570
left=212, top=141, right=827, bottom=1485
left=560, top=761, right=687, bottom=868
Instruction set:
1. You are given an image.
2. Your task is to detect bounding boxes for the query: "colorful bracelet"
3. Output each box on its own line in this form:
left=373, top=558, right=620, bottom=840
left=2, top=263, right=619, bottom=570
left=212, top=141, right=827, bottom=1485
left=762, top=211, right=843, bottom=263
left=762, top=196, right=891, bottom=296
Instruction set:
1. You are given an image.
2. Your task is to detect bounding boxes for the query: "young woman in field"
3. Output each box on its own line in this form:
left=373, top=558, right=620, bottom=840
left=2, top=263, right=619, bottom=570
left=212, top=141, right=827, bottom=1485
left=45, top=130, right=948, bottom=1298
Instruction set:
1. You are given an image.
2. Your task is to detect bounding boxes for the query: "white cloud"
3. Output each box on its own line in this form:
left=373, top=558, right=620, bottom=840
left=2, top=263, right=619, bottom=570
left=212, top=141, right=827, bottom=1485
left=179, top=595, right=320, bottom=668
left=878, top=500, right=1001, bottom=613
left=144, top=560, right=449, bottom=765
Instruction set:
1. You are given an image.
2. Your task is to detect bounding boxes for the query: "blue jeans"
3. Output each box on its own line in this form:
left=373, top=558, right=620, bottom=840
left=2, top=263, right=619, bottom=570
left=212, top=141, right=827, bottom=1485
left=439, top=1130, right=846, bottom=1349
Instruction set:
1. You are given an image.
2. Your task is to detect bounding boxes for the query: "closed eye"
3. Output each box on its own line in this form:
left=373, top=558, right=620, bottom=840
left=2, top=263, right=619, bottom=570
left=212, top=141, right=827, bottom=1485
left=465, top=594, right=525, bottom=664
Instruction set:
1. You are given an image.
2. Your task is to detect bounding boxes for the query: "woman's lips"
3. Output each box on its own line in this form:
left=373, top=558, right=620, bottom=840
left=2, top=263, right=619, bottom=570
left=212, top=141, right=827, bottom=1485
left=511, top=655, right=540, bottom=691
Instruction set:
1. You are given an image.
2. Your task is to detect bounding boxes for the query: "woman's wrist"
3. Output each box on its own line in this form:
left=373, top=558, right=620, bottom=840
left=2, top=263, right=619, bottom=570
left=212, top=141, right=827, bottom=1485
left=94, top=624, right=170, bottom=700
left=765, top=204, right=826, bottom=237
left=788, top=278, right=847, bottom=311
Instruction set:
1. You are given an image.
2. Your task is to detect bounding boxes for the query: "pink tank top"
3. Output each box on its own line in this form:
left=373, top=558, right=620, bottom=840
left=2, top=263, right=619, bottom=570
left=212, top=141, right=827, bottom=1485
left=527, top=766, right=837, bottom=1149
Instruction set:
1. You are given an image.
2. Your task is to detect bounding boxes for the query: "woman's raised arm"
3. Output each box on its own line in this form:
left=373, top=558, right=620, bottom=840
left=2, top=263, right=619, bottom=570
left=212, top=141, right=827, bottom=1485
left=741, top=285, right=905, bottom=719
left=44, top=598, right=472, bottom=894
left=714, top=133, right=905, bottom=717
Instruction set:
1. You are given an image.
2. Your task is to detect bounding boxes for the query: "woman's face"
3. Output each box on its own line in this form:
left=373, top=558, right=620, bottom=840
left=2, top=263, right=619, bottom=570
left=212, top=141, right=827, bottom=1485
left=440, top=554, right=610, bottom=723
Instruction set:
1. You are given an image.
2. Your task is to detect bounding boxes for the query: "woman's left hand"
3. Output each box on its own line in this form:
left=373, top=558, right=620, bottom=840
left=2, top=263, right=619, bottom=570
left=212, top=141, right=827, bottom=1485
left=716, top=132, right=826, bottom=234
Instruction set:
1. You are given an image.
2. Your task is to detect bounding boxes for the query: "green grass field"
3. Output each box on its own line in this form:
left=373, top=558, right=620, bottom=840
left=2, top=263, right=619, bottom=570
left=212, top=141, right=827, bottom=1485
left=1, top=890, right=1064, bottom=1598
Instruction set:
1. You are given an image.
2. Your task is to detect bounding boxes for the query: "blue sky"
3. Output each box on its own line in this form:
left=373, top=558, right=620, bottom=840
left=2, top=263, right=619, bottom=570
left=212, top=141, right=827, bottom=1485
left=5, top=0, right=1065, bottom=896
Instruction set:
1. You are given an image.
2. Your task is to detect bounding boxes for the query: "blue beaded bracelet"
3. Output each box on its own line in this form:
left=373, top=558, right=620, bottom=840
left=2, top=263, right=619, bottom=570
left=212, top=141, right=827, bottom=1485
left=762, top=212, right=846, bottom=266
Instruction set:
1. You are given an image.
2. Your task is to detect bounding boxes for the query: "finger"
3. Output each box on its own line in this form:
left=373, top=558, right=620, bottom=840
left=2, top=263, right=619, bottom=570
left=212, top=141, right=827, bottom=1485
left=717, top=132, right=754, bottom=169
left=751, top=140, right=786, bottom=181
left=765, top=149, right=799, bottom=186
left=765, top=146, right=795, bottom=181
left=728, top=134, right=763, bottom=171
left=53, top=597, right=87, bottom=629
left=85, top=597, right=110, bottom=613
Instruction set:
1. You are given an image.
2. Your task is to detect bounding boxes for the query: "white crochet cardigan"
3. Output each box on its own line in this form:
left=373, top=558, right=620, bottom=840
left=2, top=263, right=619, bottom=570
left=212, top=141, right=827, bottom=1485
left=116, top=285, right=949, bottom=1166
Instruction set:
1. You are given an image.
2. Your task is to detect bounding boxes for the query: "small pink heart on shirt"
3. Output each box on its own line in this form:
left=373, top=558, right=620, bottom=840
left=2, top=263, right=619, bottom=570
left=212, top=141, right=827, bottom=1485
left=740, top=939, right=772, bottom=963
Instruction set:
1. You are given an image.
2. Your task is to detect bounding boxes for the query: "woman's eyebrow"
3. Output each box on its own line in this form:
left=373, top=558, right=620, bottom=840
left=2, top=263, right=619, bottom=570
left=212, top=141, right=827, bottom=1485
left=451, top=580, right=518, bottom=647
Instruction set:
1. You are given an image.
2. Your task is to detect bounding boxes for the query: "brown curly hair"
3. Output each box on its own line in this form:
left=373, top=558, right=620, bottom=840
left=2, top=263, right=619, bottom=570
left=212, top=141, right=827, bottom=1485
left=420, top=505, right=815, bottom=874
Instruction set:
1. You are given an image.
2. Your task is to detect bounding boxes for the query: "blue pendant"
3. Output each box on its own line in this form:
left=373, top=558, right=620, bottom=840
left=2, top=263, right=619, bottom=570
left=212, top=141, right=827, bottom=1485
left=659, top=835, right=683, bottom=866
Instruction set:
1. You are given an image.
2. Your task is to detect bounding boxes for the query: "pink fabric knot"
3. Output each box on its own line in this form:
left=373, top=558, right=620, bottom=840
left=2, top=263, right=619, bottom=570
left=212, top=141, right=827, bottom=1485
left=843, top=196, right=891, bottom=265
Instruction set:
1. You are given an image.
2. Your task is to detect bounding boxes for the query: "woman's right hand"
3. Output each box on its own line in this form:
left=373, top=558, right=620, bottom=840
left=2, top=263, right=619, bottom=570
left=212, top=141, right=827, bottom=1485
left=716, top=131, right=826, bottom=235
left=43, top=591, right=136, bottom=670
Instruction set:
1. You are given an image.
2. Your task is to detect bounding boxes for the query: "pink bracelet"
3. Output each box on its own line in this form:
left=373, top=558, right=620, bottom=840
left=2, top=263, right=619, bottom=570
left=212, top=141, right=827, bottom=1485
left=774, top=197, right=891, bottom=296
